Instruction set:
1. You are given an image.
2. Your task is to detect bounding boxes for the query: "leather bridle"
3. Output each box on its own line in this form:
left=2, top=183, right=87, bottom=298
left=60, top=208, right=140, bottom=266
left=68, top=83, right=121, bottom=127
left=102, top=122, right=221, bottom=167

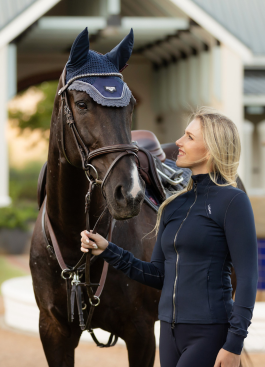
left=43, top=66, right=142, bottom=347
left=59, top=67, right=139, bottom=197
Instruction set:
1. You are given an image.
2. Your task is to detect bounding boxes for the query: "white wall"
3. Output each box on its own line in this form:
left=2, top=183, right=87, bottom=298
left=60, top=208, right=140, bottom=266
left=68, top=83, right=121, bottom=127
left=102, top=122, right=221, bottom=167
left=218, top=44, right=244, bottom=179
left=257, top=121, right=265, bottom=190
left=243, top=120, right=254, bottom=191
left=123, top=56, right=157, bottom=133
left=0, top=45, right=11, bottom=207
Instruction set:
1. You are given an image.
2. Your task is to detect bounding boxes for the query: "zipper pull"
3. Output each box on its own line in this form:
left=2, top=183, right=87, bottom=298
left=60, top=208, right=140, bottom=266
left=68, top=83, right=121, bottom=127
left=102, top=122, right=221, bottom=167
left=171, top=320, right=175, bottom=329
left=194, top=182, right=197, bottom=192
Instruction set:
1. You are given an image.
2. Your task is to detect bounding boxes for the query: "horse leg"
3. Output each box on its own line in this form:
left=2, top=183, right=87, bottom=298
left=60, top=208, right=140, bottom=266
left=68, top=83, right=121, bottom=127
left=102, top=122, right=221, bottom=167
left=38, top=307, right=82, bottom=367
left=124, top=320, right=156, bottom=367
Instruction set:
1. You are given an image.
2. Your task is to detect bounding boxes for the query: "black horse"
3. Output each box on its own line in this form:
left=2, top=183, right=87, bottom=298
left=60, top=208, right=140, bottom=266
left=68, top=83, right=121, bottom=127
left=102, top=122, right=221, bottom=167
left=30, top=29, right=163, bottom=367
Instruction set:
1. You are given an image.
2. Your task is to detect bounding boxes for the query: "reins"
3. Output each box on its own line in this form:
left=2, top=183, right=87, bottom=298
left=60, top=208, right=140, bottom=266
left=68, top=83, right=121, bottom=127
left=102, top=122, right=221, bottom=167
left=43, top=66, right=140, bottom=347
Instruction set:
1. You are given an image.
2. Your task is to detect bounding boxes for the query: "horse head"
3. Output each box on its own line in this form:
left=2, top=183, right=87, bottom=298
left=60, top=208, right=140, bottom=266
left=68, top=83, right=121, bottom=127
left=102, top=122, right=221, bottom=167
left=54, top=28, right=145, bottom=220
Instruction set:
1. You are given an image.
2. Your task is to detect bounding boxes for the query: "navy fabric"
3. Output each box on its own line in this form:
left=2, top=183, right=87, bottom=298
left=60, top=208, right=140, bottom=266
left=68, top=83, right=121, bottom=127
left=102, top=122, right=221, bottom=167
left=90, top=76, right=123, bottom=97
left=66, top=50, right=120, bottom=85
left=159, top=321, right=229, bottom=367
left=66, top=27, right=90, bottom=72
left=68, top=78, right=133, bottom=107
left=98, top=173, right=259, bottom=354
left=65, top=28, right=134, bottom=107
left=105, top=28, right=134, bottom=71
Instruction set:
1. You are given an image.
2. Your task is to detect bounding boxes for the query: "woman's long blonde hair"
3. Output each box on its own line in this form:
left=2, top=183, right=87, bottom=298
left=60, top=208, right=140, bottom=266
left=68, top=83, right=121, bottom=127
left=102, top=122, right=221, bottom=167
left=154, top=106, right=241, bottom=235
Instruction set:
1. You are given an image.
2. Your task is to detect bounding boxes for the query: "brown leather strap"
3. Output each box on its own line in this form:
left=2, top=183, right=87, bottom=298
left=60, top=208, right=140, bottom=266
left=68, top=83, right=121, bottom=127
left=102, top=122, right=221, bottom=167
left=100, top=150, right=138, bottom=198
left=85, top=218, right=116, bottom=331
left=95, top=261, right=109, bottom=298
left=44, top=197, right=68, bottom=271
left=87, top=144, right=138, bottom=162
left=95, top=218, right=116, bottom=298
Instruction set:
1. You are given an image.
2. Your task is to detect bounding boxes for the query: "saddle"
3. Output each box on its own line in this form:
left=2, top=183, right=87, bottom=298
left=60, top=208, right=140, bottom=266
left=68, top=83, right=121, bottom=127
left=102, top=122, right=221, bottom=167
left=131, top=130, right=184, bottom=207
left=37, top=130, right=184, bottom=210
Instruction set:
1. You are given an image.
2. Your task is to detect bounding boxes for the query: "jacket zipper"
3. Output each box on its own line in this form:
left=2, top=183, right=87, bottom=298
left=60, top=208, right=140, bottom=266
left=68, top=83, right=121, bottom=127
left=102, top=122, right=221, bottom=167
left=171, top=182, right=198, bottom=329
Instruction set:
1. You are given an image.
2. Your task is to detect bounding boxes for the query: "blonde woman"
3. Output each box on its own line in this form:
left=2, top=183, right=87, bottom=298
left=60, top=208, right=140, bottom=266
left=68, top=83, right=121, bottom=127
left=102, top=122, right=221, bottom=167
left=80, top=107, right=258, bottom=367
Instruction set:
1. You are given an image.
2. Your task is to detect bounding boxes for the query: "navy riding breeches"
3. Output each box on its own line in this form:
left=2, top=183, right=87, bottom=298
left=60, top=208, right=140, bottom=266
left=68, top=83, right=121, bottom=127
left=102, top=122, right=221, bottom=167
left=159, top=321, right=230, bottom=367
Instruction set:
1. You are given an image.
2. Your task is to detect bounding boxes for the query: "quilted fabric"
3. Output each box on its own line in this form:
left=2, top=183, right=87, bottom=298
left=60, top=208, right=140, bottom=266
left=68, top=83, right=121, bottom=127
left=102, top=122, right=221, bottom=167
left=64, top=28, right=134, bottom=107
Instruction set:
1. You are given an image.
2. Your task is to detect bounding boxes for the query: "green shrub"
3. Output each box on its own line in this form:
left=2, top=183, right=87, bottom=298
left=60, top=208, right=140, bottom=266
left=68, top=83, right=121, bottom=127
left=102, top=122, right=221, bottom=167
left=1, top=162, right=41, bottom=230
left=9, top=81, right=57, bottom=134
left=0, top=204, right=38, bottom=231
left=9, top=161, right=43, bottom=202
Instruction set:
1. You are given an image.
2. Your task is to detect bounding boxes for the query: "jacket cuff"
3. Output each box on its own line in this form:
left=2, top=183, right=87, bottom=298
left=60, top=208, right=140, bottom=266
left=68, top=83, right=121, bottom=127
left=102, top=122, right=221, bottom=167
left=97, top=241, right=122, bottom=263
left=222, top=331, right=245, bottom=355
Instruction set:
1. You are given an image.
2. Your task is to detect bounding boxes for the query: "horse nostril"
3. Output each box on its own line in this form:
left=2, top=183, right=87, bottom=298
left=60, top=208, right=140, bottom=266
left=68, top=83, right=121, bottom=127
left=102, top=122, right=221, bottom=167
left=114, top=185, right=127, bottom=207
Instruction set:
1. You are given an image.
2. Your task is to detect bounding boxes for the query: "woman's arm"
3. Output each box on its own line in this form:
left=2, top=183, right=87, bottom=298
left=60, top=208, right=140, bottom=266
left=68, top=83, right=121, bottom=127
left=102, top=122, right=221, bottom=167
left=80, top=211, right=166, bottom=290
left=222, top=192, right=258, bottom=355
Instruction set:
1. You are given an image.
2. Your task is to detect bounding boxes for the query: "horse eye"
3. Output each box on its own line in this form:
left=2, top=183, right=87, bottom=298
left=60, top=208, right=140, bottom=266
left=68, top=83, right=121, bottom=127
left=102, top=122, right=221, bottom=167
left=77, top=102, right=87, bottom=110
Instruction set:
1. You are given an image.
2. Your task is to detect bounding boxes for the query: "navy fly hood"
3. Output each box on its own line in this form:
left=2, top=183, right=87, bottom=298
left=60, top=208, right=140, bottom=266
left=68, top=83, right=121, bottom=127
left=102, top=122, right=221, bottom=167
left=61, top=27, right=134, bottom=107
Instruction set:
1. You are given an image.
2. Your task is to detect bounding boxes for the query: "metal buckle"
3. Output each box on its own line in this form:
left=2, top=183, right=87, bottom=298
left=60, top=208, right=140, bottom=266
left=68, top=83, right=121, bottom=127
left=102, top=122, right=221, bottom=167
left=61, top=269, right=73, bottom=280
left=85, top=164, right=99, bottom=183
left=89, top=296, right=100, bottom=307
left=71, top=273, right=81, bottom=286
left=157, top=163, right=184, bottom=186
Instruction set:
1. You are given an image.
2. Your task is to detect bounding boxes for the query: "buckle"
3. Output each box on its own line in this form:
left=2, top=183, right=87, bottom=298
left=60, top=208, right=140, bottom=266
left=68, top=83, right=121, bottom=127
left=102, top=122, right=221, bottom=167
left=157, top=163, right=184, bottom=186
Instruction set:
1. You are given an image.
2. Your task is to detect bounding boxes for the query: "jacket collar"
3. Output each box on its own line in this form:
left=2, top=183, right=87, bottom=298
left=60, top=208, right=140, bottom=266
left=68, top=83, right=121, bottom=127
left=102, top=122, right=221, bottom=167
left=191, top=172, right=226, bottom=186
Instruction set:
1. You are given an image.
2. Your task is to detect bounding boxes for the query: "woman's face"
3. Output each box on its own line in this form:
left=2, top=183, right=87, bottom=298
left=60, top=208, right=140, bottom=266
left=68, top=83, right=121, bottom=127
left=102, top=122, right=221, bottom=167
left=175, top=118, right=210, bottom=174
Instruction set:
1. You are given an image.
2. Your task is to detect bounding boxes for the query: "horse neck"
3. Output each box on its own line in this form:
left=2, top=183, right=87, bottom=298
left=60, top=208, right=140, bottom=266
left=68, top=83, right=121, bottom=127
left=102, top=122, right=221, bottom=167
left=46, top=128, right=106, bottom=251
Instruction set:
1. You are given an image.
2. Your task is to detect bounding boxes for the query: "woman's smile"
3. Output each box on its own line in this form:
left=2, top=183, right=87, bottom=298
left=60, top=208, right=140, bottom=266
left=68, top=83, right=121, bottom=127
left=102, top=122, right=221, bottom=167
left=177, top=149, right=185, bottom=157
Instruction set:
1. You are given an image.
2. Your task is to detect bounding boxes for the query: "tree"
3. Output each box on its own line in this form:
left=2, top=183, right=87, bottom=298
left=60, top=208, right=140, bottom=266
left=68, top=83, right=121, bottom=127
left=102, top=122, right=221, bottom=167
left=9, top=81, right=58, bottom=136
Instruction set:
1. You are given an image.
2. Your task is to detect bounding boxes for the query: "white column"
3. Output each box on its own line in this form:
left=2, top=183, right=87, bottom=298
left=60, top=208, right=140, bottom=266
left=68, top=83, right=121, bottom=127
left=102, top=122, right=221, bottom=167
left=188, top=55, right=199, bottom=107
left=8, top=44, right=17, bottom=100
left=243, top=120, right=254, bottom=191
left=220, top=44, right=244, bottom=180
left=212, top=44, right=222, bottom=102
left=107, top=0, right=120, bottom=14
left=0, top=44, right=11, bottom=207
left=152, top=67, right=162, bottom=115
left=257, top=121, right=265, bottom=190
left=160, top=65, right=169, bottom=113
left=168, top=62, right=179, bottom=112
left=199, top=50, right=210, bottom=105
left=178, top=59, right=188, bottom=110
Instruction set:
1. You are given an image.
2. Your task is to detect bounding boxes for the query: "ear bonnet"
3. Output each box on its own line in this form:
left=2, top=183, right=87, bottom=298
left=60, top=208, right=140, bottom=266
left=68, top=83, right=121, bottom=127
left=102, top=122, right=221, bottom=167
left=60, top=27, right=134, bottom=107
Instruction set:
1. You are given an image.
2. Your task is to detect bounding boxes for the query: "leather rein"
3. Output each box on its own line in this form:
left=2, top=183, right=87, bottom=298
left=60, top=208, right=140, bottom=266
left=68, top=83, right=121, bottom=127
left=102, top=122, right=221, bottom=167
left=43, top=66, right=139, bottom=347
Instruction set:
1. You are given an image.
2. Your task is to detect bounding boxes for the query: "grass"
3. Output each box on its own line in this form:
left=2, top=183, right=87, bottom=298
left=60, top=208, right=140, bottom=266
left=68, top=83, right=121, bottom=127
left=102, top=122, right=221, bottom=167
left=0, top=256, right=28, bottom=294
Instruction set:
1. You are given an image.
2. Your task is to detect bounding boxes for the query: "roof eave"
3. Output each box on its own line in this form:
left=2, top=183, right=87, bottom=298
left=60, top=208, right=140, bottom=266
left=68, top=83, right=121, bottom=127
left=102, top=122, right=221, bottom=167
left=169, top=0, right=253, bottom=62
left=0, top=0, right=61, bottom=49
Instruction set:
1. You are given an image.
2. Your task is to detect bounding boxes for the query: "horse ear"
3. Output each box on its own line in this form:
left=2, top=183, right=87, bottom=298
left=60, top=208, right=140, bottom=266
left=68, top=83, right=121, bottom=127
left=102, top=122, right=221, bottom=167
left=67, top=27, right=90, bottom=71
left=105, top=28, right=134, bottom=71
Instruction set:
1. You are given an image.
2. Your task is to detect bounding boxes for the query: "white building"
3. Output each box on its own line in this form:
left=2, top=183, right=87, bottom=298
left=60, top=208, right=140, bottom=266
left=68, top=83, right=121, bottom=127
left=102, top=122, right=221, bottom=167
left=0, top=0, right=265, bottom=225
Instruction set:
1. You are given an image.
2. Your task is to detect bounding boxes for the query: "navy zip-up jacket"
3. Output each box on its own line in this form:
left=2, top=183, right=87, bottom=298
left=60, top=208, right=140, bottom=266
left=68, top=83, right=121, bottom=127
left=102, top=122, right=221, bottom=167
left=98, top=173, right=258, bottom=355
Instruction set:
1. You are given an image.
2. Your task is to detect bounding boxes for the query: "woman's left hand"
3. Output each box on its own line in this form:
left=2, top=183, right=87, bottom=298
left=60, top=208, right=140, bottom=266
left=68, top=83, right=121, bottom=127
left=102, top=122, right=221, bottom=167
left=80, top=230, right=108, bottom=256
left=214, top=348, right=240, bottom=367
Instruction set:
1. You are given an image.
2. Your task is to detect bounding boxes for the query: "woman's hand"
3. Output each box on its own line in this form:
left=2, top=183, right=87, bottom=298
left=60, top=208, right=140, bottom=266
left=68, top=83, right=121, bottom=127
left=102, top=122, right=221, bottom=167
left=214, top=348, right=240, bottom=367
left=80, top=230, right=109, bottom=256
